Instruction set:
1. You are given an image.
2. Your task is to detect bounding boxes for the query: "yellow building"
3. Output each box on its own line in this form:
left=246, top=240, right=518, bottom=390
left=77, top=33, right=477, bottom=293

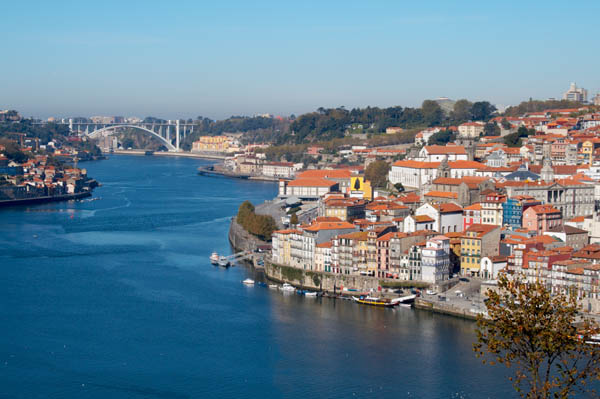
left=349, top=176, right=373, bottom=200
left=192, top=135, right=235, bottom=152
left=460, top=224, right=500, bottom=276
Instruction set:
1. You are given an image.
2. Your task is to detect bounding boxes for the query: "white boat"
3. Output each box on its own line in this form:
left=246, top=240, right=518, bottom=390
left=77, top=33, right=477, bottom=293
left=280, top=283, right=295, bottom=292
left=218, top=256, right=230, bottom=267
left=305, top=291, right=317, bottom=297
left=268, top=284, right=278, bottom=289
left=210, top=252, right=219, bottom=265
left=242, top=278, right=255, bottom=285
left=391, top=294, right=417, bottom=305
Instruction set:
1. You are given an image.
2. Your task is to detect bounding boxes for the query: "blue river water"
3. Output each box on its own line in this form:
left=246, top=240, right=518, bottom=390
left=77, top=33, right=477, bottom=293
left=0, top=155, right=515, bottom=398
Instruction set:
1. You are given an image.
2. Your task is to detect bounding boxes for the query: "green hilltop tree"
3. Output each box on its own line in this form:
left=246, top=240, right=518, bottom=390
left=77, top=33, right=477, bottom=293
left=474, top=275, right=600, bottom=398
left=290, top=212, right=299, bottom=226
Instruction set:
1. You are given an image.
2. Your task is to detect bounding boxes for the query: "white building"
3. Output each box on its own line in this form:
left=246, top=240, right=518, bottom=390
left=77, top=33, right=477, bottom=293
left=421, top=235, right=450, bottom=284
left=388, top=160, right=484, bottom=188
left=458, top=122, right=485, bottom=138
left=262, top=162, right=302, bottom=178
left=563, top=82, right=588, bottom=102
left=480, top=256, right=507, bottom=279
left=415, top=202, right=463, bottom=234
left=417, top=145, right=468, bottom=162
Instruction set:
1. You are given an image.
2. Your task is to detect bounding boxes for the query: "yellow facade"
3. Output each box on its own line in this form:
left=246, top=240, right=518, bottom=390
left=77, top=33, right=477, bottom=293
left=460, top=231, right=481, bottom=275
left=349, top=177, right=373, bottom=200
left=583, top=141, right=593, bottom=164
left=192, top=136, right=231, bottom=152
left=325, top=207, right=348, bottom=221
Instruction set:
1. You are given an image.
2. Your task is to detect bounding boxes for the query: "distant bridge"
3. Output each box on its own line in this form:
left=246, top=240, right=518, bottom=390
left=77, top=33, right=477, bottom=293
left=36, top=119, right=196, bottom=152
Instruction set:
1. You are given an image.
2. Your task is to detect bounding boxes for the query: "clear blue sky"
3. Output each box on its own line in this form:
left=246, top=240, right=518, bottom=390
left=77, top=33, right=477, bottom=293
left=1, top=0, right=599, bottom=120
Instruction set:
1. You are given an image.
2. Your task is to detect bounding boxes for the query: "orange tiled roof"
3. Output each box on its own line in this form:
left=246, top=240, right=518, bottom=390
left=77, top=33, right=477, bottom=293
left=424, top=191, right=458, bottom=199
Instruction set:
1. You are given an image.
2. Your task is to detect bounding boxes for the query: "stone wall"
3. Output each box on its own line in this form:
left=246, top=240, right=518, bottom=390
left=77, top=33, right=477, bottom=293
left=228, top=217, right=268, bottom=252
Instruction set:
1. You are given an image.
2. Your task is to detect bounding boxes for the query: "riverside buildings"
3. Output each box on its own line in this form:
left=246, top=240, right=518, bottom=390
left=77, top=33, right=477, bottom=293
left=268, top=103, right=600, bottom=310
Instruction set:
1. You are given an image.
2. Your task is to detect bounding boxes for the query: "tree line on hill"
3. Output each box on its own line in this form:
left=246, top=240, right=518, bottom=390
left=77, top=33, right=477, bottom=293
left=236, top=201, right=278, bottom=242
left=503, top=99, right=585, bottom=117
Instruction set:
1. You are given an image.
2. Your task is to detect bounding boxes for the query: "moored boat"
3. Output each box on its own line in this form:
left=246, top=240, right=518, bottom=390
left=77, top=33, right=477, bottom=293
left=242, top=278, right=255, bottom=285
left=210, top=252, right=219, bottom=265
left=352, top=296, right=397, bottom=308
left=391, top=294, right=417, bottom=306
left=268, top=284, right=278, bottom=289
left=218, top=256, right=230, bottom=267
left=305, top=291, right=318, bottom=297
left=280, top=283, right=295, bottom=292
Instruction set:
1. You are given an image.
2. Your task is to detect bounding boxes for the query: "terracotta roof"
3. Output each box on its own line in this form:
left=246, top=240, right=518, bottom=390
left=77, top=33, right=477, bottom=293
left=423, top=145, right=466, bottom=155
left=337, top=231, right=369, bottom=240
left=464, top=203, right=482, bottom=211
left=414, top=215, right=435, bottom=223
left=316, top=241, right=333, bottom=248
left=303, top=221, right=355, bottom=232
left=287, top=178, right=337, bottom=187
left=296, top=169, right=352, bottom=179
left=527, top=204, right=561, bottom=215
left=463, top=224, right=499, bottom=237
left=424, top=191, right=458, bottom=199
left=436, top=203, right=463, bottom=213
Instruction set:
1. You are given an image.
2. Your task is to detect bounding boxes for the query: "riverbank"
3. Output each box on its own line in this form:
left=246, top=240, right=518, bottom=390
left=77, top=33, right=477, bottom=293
left=198, top=165, right=279, bottom=182
left=0, top=190, right=92, bottom=208
left=110, top=149, right=227, bottom=160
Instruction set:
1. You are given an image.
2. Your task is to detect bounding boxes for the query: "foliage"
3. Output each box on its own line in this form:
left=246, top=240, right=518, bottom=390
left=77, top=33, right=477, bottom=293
left=289, top=212, right=298, bottom=225
left=278, top=264, right=304, bottom=282
left=474, top=274, right=600, bottom=398
left=236, top=200, right=277, bottom=241
left=428, top=129, right=457, bottom=146
left=471, top=101, right=497, bottom=121
left=421, top=100, right=444, bottom=126
left=0, top=120, right=70, bottom=144
left=394, top=182, right=405, bottom=192
left=365, top=160, right=390, bottom=188
left=501, top=118, right=512, bottom=130
left=0, top=138, right=30, bottom=163
left=483, top=122, right=500, bottom=136
left=504, top=126, right=535, bottom=148
left=503, top=99, right=585, bottom=117
left=306, top=272, right=321, bottom=287
left=451, top=99, right=474, bottom=121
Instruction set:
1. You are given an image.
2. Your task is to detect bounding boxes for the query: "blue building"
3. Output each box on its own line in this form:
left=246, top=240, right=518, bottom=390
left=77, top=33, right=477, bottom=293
left=503, top=195, right=542, bottom=229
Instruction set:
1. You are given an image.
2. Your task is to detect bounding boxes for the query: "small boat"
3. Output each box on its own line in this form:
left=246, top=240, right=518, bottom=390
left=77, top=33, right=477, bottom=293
left=391, top=294, right=417, bottom=306
left=305, top=291, right=318, bottom=297
left=280, top=283, right=295, bottom=292
left=243, top=278, right=255, bottom=285
left=257, top=282, right=267, bottom=287
left=268, top=284, right=278, bottom=289
left=352, top=296, right=397, bottom=308
left=218, top=256, right=230, bottom=267
left=210, top=252, right=219, bottom=265
left=296, top=289, right=306, bottom=296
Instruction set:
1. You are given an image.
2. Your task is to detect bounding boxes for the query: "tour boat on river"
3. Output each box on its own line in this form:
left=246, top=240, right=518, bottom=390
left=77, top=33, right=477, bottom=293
left=352, top=296, right=397, bottom=308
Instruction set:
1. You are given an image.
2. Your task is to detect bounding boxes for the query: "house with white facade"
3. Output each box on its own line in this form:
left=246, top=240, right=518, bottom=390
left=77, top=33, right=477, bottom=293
left=458, top=122, right=485, bottom=138
left=388, top=160, right=485, bottom=189
left=417, top=145, right=467, bottom=162
left=421, top=235, right=450, bottom=284
left=415, top=202, right=463, bottom=234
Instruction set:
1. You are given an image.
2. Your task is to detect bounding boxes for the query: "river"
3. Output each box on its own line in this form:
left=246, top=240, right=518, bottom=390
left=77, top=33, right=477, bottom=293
left=0, top=155, right=514, bottom=398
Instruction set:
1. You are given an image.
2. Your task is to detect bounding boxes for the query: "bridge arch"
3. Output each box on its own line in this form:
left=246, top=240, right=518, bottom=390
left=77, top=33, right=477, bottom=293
left=87, top=124, right=177, bottom=151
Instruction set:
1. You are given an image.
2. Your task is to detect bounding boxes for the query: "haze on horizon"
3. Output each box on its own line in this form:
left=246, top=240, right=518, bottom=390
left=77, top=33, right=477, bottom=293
left=1, top=0, right=599, bottom=120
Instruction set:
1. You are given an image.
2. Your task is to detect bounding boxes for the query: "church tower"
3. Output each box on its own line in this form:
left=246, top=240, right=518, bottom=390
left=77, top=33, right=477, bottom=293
left=540, top=157, right=554, bottom=181
left=438, top=156, right=451, bottom=178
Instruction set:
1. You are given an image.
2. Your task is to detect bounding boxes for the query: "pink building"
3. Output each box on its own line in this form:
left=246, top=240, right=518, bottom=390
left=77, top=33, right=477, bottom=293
left=522, top=204, right=562, bottom=235
left=463, top=203, right=482, bottom=231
